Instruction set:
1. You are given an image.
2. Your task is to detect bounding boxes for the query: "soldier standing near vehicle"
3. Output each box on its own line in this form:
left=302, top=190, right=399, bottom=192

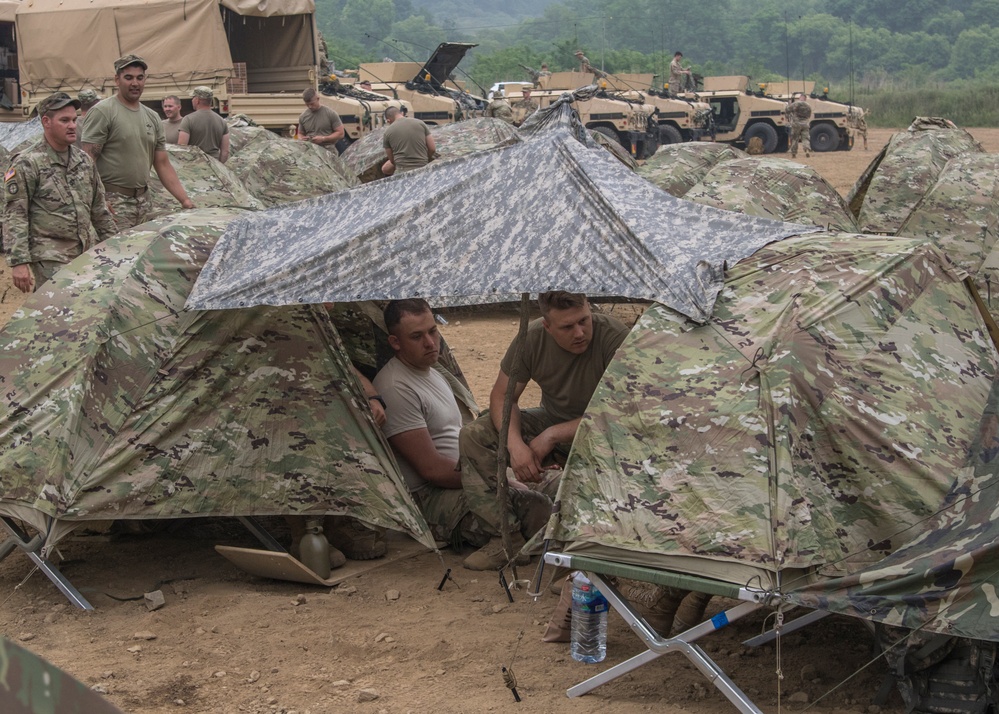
left=848, top=107, right=868, bottom=150
left=82, top=55, right=194, bottom=228
left=295, top=87, right=344, bottom=152
left=485, top=95, right=515, bottom=125
left=381, top=106, right=435, bottom=176
left=785, top=93, right=812, bottom=158
left=510, top=86, right=539, bottom=126
left=574, top=50, right=590, bottom=73
left=669, top=52, right=693, bottom=95
left=75, top=89, right=101, bottom=148
left=4, top=93, right=117, bottom=292
left=178, top=86, right=230, bottom=163
left=161, top=95, right=184, bottom=144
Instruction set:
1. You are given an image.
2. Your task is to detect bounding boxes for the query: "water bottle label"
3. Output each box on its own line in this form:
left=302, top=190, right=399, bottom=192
left=572, top=599, right=609, bottom=614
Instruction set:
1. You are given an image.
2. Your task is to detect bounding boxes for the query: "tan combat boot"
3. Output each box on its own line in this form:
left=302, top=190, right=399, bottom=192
left=462, top=533, right=529, bottom=571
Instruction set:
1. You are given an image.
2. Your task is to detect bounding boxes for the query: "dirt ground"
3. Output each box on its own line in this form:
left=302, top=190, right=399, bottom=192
left=2, top=128, right=998, bottom=714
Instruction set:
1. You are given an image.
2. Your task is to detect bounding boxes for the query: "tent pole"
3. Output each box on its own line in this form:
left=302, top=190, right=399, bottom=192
left=495, top=293, right=532, bottom=563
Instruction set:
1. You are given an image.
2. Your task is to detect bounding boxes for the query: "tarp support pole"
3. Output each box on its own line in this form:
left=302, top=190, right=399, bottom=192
left=0, top=517, right=94, bottom=611
left=237, top=516, right=287, bottom=552
left=742, top=608, right=829, bottom=647
left=495, top=293, right=532, bottom=565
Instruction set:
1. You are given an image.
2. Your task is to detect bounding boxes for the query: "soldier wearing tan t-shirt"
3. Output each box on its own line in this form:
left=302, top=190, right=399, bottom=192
left=161, top=95, right=184, bottom=145
left=295, top=87, right=344, bottom=151
left=381, top=106, right=436, bottom=176
left=178, top=86, right=230, bottom=162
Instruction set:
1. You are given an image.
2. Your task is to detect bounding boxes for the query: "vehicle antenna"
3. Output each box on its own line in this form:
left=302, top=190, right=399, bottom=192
left=784, top=12, right=791, bottom=93
left=849, top=21, right=855, bottom=106
left=327, top=50, right=398, bottom=100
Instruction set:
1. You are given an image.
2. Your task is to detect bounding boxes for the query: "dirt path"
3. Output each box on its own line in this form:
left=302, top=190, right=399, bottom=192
left=2, top=128, right=998, bottom=714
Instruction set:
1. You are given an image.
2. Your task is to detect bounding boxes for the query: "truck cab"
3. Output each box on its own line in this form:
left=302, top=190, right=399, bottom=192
left=694, top=76, right=790, bottom=154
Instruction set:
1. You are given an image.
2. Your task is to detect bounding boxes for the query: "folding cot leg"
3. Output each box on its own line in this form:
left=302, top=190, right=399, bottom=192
left=567, top=571, right=765, bottom=714
left=0, top=516, right=94, bottom=611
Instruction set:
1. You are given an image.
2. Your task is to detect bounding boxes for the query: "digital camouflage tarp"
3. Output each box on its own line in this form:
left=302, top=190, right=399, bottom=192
left=147, top=143, right=263, bottom=220
left=225, top=126, right=358, bottom=207
left=847, top=117, right=984, bottom=234
left=0, top=118, right=41, bottom=152
left=638, top=142, right=747, bottom=198
left=683, top=157, right=858, bottom=232
left=554, top=233, right=999, bottom=623
left=0, top=208, right=435, bottom=551
left=187, top=93, right=814, bottom=321
left=895, top=152, right=999, bottom=317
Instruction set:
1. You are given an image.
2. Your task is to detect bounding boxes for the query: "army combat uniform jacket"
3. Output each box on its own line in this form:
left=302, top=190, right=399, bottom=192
left=3, top=141, right=117, bottom=268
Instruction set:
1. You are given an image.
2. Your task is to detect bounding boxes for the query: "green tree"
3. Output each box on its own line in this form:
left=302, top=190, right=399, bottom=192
left=340, top=0, right=397, bottom=51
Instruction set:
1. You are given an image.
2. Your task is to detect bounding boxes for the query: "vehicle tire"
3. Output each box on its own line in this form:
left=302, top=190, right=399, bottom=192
left=591, top=125, right=622, bottom=145
left=809, top=123, right=839, bottom=152
left=742, top=123, right=779, bottom=154
left=659, top=124, right=683, bottom=145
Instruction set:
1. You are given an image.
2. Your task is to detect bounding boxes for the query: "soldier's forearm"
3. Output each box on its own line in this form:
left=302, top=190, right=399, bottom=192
left=82, top=143, right=103, bottom=162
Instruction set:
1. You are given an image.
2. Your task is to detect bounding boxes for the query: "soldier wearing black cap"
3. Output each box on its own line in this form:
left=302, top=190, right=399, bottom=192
left=3, top=93, right=117, bottom=292
left=81, top=54, right=193, bottom=228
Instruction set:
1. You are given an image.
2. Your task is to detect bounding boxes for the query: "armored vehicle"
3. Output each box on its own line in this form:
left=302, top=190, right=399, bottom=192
left=359, top=42, right=485, bottom=127
left=760, top=80, right=858, bottom=152
left=594, top=72, right=712, bottom=145
left=694, top=76, right=790, bottom=154
left=6, top=0, right=406, bottom=143
left=526, top=71, right=660, bottom=158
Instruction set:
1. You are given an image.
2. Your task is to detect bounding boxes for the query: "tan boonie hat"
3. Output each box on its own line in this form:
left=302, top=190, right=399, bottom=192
left=38, top=92, right=81, bottom=115
left=77, top=89, right=100, bottom=104
left=113, top=54, right=148, bottom=73
left=191, top=86, right=213, bottom=100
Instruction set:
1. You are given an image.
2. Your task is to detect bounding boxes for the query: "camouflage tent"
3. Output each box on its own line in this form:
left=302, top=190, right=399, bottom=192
left=683, top=157, right=858, bottom=232
left=638, top=142, right=747, bottom=197
left=553, top=232, right=999, bottom=637
left=340, top=118, right=522, bottom=183
left=0, top=208, right=434, bottom=551
left=187, top=93, right=813, bottom=321
left=147, top=144, right=263, bottom=219
left=895, top=153, right=999, bottom=315
left=225, top=126, right=358, bottom=207
left=847, top=117, right=984, bottom=234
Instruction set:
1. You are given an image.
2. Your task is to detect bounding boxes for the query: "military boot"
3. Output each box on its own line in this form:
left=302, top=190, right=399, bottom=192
left=619, top=580, right=688, bottom=635
left=671, top=590, right=713, bottom=635
left=325, top=516, right=387, bottom=560
left=511, top=489, right=553, bottom=540
left=462, top=533, right=529, bottom=571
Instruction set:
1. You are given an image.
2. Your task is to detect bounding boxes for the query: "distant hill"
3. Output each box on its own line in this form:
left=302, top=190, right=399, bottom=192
left=409, top=0, right=557, bottom=31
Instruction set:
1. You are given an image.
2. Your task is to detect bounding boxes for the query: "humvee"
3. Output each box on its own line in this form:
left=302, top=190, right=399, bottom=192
left=694, top=76, right=791, bottom=154
left=759, top=80, right=858, bottom=152
left=592, top=72, right=712, bottom=145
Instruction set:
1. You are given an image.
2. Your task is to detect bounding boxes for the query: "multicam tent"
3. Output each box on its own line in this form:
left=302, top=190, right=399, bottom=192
left=895, top=153, right=999, bottom=314
left=847, top=117, right=984, bottom=234
left=225, top=125, right=358, bottom=207
left=683, top=157, right=858, bottom=232
left=553, top=232, right=999, bottom=638
left=188, top=94, right=812, bottom=320
left=0, top=209, right=434, bottom=552
left=638, top=142, right=747, bottom=197
left=147, top=143, right=263, bottom=219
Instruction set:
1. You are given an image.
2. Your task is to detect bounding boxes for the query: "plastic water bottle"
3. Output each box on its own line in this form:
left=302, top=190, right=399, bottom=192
left=570, top=571, right=608, bottom=663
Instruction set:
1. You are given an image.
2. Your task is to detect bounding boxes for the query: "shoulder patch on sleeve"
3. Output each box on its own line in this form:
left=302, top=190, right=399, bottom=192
left=7, top=181, right=17, bottom=194
left=4, top=167, right=15, bottom=182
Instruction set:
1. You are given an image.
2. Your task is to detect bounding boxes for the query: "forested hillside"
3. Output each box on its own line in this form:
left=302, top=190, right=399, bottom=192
left=318, top=0, right=999, bottom=99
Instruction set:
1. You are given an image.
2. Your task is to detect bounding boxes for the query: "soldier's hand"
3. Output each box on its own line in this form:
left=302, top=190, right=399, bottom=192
left=12, top=263, right=34, bottom=293
left=180, top=198, right=195, bottom=210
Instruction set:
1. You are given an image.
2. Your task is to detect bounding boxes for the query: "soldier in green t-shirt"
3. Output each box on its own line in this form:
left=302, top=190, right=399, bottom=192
left=81, top=54, right=193, bottom=228
left=178, top=86, right=230, bottom=162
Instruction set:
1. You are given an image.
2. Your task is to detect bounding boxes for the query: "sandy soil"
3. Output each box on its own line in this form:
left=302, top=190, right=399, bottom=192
left=2, top=128, right=998, bottom=714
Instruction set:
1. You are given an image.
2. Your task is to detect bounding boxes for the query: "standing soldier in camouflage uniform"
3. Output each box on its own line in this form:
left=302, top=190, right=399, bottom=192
left=82, top=54, right=194, bottom=228
left=3, top=92, right=117, bottom=292
left=485, top=95, right=515, bottom=125
left=510, top=86, right=539, bottom=127
left=74, top=89, right=101, bottom=148
left=785, top=93, right=812, bottom=158
left=849, top=106, right=868, bottom=150
left=669, top=52, right=693, bottom=95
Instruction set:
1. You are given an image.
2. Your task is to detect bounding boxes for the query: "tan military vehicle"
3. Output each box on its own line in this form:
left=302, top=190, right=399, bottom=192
left=528, top=71, right=659, bottom=158
left=359, top=42, right=485, bottom=127
left=694, top=76, right=790, bottom=154
left=0, top=0, right=22, bottom=122
left=597, top=72, right=713, bottom=145
left=8, top=0, right=406, bottom=144
left=759, top=80, right=859, bottom=152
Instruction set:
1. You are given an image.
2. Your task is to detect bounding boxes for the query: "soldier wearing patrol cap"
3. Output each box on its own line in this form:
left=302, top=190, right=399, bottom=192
left=81, top=54, right=194, bottom=228
left=74, top=88, right=101, bottom=148
left=178, top=86, right=230, bottom=163
left=3, top=92, right=117, bottom=292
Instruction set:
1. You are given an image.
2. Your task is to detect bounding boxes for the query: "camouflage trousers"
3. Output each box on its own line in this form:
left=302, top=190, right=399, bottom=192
left=411, top=486, right=492, bottom=548
left=458, top=408, right=564, bottom=536
left=28, top=259, right=68, bottom=290
left=789, top=123, right=810, bottom=157
left=105, top=190, right=151, bottom=230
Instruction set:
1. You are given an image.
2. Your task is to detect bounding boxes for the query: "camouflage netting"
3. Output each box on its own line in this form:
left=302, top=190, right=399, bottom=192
left=555, top=233, right=999, bottom=603
left=226, top=126, right=358, bottom=207
left=895, top=153, right=999, bottom=315
left=147, top=144, right=264, bottom=219
left=0, top=117, right=41, bottom=151
left=847, top=117, right=984, bottom=234
left=0, top=208, right=435, bottom=551
left=638, top=142, right=747, bottom=197
left=188, top=95, right=814, bottom=320
left=340, top=118, right=522, bottom=183
left=683, top=157, right=859, bottom=232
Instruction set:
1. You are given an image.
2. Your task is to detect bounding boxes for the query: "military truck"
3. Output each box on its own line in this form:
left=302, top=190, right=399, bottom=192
left=759, top=80, right=858, bottom=152
left=359, top=43, right=486, bottom=127
left=694, top=76, right=790, bottom=154
left=595, top=72, right=713, bottom=145
left=526, top=71, right=660, bottom=158
left=7, top=0, right=405, bottom=142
